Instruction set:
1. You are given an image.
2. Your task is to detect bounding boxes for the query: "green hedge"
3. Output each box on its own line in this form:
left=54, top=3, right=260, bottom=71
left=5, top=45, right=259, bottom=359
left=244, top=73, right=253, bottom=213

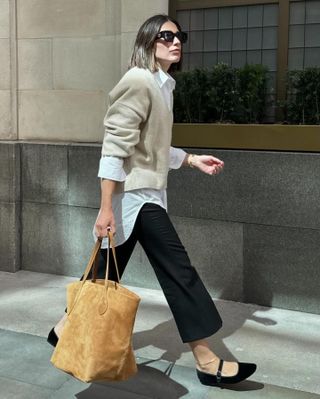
left=173, top=63, right=269, bottom=124
left=284, top=68, right=320, bottom=125
left=173, top=65, right=320, bottom=125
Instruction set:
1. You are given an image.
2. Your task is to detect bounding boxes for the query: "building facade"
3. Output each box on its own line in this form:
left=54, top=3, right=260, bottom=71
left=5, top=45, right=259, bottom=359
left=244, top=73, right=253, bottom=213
left=1, top=0, right=320, bottom=314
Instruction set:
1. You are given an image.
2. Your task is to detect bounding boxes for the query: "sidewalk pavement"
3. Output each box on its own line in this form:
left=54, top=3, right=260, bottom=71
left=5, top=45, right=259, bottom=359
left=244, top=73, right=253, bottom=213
left=0, top=270, right=319, bottom=399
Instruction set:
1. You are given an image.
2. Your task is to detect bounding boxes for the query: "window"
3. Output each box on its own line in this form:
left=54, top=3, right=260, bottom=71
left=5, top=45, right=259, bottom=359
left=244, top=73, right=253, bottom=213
left=178, top=4, right=278, bottom=72
left=177, top=3, right=279, bottom=121
left=288, top=1, right=320, bottom=70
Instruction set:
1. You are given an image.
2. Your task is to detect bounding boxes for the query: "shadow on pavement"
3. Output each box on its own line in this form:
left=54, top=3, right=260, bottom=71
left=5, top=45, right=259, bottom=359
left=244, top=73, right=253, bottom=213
left=75, top=363, right=189, bottom=399
left=218, top=380, right=264, bottom=391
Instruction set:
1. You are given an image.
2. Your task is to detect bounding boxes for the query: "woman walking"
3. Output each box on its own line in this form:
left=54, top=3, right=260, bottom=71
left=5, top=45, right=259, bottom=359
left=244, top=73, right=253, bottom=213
left=48, top=14, right=256, bottom=387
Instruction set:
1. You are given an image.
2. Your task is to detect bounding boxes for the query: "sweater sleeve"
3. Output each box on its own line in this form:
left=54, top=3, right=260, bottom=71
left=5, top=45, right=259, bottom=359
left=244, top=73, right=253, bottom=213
left=101, top=71, right=151, bottom=158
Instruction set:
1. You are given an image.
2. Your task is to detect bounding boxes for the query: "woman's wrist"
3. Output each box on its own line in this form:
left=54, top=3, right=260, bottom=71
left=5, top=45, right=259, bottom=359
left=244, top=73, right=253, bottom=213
left=187, top=154, right=197, bottom=168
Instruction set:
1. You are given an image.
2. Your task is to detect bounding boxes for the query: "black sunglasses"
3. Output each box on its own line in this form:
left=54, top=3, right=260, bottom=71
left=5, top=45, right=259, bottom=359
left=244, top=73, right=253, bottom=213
left=156, top=30, right=188, bottom=44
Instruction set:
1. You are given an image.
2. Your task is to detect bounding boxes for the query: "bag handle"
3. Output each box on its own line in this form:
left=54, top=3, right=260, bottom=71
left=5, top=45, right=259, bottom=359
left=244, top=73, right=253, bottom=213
left=105, top=231, right=120, bottom=284
left=78, top=231, right=120, bottom=284
left=68, top=232, right=120, bottom=316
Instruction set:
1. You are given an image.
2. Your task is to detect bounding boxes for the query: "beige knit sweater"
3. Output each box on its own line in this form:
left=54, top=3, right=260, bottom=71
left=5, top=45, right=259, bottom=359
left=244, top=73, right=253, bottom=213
left=101, top=67, right=173, bottom=192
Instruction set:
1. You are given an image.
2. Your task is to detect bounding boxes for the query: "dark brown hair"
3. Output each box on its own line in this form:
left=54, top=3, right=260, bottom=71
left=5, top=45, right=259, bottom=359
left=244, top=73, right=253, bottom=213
left=130, top=14, right=183, bottom=72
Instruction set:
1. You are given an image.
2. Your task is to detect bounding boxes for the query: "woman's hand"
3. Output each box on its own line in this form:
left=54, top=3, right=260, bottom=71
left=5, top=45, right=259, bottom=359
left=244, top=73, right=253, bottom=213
left=190, top=154, right=224, bottom=175
left=94, top=208, right=116, bottom=238
left=96, top=178, right=117, bottom=238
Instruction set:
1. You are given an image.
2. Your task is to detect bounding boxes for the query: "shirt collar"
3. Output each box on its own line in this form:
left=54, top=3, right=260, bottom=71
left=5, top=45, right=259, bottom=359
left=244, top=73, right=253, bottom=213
left=154, top=67, right=176, bottom=90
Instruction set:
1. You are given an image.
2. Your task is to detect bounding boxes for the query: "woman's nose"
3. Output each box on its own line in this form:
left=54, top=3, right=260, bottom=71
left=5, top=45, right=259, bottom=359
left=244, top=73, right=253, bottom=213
left=173, top=36, right=181, bottom=45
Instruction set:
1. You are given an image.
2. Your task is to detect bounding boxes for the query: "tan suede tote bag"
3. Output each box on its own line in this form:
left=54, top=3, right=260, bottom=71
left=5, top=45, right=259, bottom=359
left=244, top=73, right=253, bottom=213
left=50, top=233, right=140, bottom=382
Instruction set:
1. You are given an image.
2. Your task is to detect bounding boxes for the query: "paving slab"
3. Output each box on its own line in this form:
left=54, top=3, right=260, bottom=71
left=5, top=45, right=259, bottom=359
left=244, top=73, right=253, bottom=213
left=0, top=329, right=319, bottom=399
left=203, top=384, right=320, bottom=399
left=0, top=329, right=69, bottom=390
left=0, top=376, right=53, bottom=399
left=1, top=270, right=320, bottom=397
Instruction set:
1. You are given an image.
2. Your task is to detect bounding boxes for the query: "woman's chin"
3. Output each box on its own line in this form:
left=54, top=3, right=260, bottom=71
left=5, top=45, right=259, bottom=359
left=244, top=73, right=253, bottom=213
left=170, top=55, right=181, bottom=63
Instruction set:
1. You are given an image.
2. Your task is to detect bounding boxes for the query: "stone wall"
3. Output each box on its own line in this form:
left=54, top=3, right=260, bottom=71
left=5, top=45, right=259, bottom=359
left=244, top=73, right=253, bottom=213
left=0, top=142, right=20, bottom=271
left=1, top=141, right=320, bottom=315
left=0, top=0, right=168, bottom=274
left=167, top=148, right=320, bottom=314
left=0, top=0, right=169, bottom=142
left=0, top=0, right=14, bottom=139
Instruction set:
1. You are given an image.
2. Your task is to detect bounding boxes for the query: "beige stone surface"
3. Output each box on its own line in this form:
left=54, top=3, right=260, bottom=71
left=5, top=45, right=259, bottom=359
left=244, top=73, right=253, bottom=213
left=17, top=0, right=106, bottom=38
left=0, top=0, right=9, bottom=38
left=19, top=90, right=106, bottom=142
left=0, top=39, right=10, bottom=90
left=11, top=0, right=170, bottom=142
left=53, top=36, right=121, bottom=91
left=121, top=0, right=169, bottom=33
left=18, top=39, right=52, bottom=89
left=0, top=90, right=11, bottom=138
left=106, top=0, right=122, bottom=36
left=121, top=32, right=137, bottom=73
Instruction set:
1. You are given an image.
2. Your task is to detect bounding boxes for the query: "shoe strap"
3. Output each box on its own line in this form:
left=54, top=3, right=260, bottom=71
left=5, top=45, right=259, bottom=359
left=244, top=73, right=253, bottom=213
left=197, top=357, right=218, bottom=368
left=217, top=359, right=224, bottom=383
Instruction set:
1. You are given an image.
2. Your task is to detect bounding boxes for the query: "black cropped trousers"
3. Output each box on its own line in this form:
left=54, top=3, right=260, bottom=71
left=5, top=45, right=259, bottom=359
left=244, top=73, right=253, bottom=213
left=95, top=203, right=222, bottom=343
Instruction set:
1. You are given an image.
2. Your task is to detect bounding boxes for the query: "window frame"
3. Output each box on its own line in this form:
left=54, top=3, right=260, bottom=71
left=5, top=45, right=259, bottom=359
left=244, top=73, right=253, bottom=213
left=169, top=0, right=290, bottom=119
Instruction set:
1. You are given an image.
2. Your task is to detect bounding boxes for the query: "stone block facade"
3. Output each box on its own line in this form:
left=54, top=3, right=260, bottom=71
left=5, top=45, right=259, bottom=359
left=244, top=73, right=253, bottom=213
left=1, top=0, right=169, bottom=142
left=17, top=0, right=107, bottom=38
left=1, top=0, right=319, bottom=316
left=0, top=90, right=11, bottom=138
left=0, top=39, right=10, bottom=89
left=0, top=0, right=10, bottom=39
left=0, top=143, right=20, bottom=272
left=1, top=141, right=320, bottom=315
left=0, top=1, right=11, bottom=138
left=19, top=90, right=106, bottom=142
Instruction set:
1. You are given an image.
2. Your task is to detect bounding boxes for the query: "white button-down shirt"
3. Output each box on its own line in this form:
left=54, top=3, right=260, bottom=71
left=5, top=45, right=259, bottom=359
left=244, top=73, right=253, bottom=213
left=95, top=68, right=186, bottom=248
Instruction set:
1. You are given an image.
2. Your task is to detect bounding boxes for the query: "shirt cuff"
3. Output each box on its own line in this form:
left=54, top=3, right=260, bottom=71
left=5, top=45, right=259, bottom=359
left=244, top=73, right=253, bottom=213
left=97, top=156, right=126, bottom=181
left=169, top=147, right=187, bottom=169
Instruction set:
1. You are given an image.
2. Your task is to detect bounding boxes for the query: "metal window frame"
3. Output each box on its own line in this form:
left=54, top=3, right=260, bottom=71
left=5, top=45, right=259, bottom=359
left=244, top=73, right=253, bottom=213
left=169, top=0, right=290, bottom=114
